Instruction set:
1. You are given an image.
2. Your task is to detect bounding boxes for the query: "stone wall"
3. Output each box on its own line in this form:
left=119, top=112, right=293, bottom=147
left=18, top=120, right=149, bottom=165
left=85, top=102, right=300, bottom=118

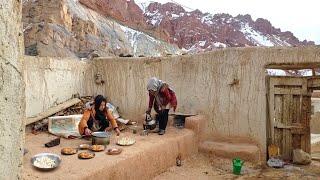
left=0, top=1, right=25, bottom=179
left=93, top=46, right=320, bottom=157
left=24, top=56, right=94, bottom=118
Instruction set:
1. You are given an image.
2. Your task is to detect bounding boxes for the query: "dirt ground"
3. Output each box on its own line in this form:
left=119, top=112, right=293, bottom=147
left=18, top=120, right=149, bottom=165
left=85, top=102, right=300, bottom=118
left=154, top=144, right=320, bottom=180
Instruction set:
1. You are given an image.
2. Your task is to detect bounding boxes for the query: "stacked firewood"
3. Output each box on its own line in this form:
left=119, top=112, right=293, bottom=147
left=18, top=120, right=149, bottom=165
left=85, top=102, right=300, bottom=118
left=54, top=96, right=93, bottom=116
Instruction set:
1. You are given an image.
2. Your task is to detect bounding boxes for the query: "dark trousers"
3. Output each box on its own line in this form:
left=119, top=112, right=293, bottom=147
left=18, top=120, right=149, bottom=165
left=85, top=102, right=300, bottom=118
left=157, top=109, right=169, bottom=130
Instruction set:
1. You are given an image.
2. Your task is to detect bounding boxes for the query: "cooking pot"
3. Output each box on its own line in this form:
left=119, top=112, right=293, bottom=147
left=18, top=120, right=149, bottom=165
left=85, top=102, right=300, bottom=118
left=143, top=114, right=156, bottom=130
left=91, top=131, right=111, bottom=145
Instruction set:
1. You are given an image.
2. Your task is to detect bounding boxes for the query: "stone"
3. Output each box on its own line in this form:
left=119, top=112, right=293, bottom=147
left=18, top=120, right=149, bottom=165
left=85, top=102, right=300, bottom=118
left=293, top=149, right=312, bottom=165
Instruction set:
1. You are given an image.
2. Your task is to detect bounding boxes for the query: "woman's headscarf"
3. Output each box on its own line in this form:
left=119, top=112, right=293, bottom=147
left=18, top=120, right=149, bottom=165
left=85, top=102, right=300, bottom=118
left=147, top=77, right=164, bottom=92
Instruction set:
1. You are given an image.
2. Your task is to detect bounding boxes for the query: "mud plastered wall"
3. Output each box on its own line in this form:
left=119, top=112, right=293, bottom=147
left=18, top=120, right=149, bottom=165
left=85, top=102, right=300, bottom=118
left=24, top=56, right=95, bottom=118
left=94, top=46, right=320, bottom=156
left=0, top=1, right=25, bottom=179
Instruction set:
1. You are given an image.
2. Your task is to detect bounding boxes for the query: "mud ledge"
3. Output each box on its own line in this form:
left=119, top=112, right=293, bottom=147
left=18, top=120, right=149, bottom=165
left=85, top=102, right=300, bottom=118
left=23, top=127, right=197, bottom=180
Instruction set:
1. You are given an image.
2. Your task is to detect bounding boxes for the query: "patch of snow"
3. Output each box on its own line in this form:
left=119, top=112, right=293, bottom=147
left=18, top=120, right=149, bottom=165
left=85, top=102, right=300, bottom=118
left=171, top=14, right=180, bottom=19
left=240, top=23, right=274, bottom=47
left=213, top=42, right=227, bottom=48
left=199, top=41, right=206, bottom=47
left=297, top=69, right=312, bottom=76
left=134, top=0, right=154, bottom=13
left=226, top=19, right=231, bottom=23
left=311, top=134, right=320, bottom=144
left=272, top=35, right=291, bottom=46
left=145, top=10, right=163, bottom=26
left=120, top=25, right=161, bottom=54
left=266, top=69, right=287, bottom=76
left=201, top=14, right=213, bottom=26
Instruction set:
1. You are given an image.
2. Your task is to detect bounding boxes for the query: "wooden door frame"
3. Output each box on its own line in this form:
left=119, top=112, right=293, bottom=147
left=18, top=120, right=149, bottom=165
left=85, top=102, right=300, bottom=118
left=266, top=76, right=320, bottom=159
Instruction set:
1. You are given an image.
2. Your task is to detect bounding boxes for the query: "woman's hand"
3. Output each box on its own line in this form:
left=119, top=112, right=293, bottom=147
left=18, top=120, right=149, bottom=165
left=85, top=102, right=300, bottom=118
left=84, top=127, right=92, bottom=136
left=114, top=127, right=120, bottom=136
left=146, top=108, right=152, bottom=114
left=169, top=104, right=176, bottom=112
left=105, top=126, right=112, bottom=132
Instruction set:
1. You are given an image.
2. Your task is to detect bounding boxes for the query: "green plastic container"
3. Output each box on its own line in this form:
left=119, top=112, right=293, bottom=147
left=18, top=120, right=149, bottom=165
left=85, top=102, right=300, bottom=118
left=232, top=158, right=244, bottom=175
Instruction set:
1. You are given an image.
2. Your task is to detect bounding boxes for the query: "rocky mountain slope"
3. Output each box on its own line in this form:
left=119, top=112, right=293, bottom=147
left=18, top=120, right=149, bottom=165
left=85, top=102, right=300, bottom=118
left=79, top=0, right=315, bottom=53
left=22, top=0, right=181, bottom=58
left=23, top=0, right=315, bottom=58
left=139, top=1, right=315, bottom=53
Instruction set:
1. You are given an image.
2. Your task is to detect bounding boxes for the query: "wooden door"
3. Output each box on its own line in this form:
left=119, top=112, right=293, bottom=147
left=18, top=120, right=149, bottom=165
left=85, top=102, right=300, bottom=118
left=267, top=76, right=312, bottom=160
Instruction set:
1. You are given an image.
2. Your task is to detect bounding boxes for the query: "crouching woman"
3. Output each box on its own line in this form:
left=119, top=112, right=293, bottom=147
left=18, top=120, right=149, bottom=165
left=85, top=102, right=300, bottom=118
left=78, top=95, right=120, bottom=136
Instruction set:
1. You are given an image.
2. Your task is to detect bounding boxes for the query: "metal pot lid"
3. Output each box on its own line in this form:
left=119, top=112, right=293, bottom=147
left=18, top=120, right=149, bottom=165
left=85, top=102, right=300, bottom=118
left=91, top=131, right=110, bottom=138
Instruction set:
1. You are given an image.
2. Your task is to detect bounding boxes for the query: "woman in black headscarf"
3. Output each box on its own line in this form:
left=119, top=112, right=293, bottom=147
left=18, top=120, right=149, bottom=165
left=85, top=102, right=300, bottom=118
left=78, top=95, right=120, bottom=136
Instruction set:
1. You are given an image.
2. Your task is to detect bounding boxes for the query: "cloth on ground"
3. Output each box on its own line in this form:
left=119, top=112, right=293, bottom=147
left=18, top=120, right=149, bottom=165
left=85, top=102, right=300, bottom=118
left=48, top=114, right=82, bottom=138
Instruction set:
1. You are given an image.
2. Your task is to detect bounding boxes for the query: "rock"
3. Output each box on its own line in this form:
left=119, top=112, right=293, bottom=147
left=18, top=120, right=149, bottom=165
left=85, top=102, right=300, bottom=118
left=141, top=2, right=315, bottom=53
left=293, top=149, right=312, bottom=165
left=119, top=53, right=133, bottom=57
left=22, top=0, right=180, bottom=58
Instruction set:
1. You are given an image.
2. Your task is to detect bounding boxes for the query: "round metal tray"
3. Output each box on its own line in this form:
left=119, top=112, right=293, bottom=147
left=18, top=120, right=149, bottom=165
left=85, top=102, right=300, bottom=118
left=31, top=153, right=61, bottom=171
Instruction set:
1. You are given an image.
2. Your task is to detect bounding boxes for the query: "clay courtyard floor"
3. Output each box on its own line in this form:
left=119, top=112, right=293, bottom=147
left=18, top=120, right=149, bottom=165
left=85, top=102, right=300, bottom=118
left=23, top=127, right=320, bottom=180
left=155, top=143, right=320, bottom=180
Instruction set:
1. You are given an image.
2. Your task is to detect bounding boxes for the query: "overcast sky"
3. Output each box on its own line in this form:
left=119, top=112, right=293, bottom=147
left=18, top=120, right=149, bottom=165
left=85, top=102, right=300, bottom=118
left=137, top=0, right=320, bottom=44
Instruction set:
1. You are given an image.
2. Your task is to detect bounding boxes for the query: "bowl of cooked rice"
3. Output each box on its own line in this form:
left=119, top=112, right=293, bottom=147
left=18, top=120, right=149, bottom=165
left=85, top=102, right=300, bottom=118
left=31, top=153, right=61, bottom=170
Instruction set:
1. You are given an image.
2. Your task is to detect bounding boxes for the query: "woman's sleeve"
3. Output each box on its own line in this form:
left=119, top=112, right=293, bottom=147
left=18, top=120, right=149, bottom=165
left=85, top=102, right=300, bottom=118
left=106, top=109, right=118, bottom=129
left=78, top=110, right=90, bottom=135
left=148, top=92, right=155, bottom=109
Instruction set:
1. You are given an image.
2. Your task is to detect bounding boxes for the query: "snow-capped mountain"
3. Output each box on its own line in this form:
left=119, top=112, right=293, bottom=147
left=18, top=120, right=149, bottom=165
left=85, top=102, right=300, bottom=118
left=138, top=1, right=315, bottom=53
left=23, top=0, right=316, bottom=58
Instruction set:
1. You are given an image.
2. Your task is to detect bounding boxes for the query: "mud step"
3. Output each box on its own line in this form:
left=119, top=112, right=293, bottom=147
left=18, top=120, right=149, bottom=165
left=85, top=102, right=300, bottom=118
left=199, top=141, right=261, bottom=163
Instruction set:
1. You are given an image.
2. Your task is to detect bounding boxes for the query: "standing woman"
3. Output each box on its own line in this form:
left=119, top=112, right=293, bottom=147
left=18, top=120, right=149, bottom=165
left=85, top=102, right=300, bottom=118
left=79, top=95, right=121, bottom=136
left=146, top=77, right=177, bottom=135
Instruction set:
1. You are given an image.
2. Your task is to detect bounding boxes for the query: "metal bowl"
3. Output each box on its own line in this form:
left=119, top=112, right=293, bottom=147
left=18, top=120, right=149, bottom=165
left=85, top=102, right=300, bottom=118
left=31, top=153, right=61, bottom=171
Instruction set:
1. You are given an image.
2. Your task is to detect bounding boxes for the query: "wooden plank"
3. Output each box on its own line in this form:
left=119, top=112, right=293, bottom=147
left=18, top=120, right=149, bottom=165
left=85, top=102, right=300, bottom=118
left=269, top=78, right=276, bottom=143
left=274, top=121, right=303, bottom=129
left=271, top=77, right=304, bottom=86
left=274, top=88, right=310, bottom=95
left=300, top=96, right=309, bottom=152
left=287, top=94, right=293, bottom=159
left=26, top=98, right=81, bottom=125
left=305, top=96, right=311, bottom=153
left=274, top=95, right=283, bottom=153
left=282, top=94, right=294, bottom=160
left=265, top=63, right=320, bottom=70
left=308, top=78, right=320, bottom=89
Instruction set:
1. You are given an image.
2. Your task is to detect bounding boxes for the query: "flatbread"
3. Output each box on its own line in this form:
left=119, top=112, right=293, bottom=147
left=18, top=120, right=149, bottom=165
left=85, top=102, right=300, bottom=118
left=61, top=147, right=77, bottom=155
left=90, top=145, right=105, bottom=152
left=78, top=152, right=95, bottom=159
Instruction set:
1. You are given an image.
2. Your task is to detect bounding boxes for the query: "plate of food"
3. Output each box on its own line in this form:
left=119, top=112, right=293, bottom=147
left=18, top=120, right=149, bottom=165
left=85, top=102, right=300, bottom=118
left=107, top=148, right=122, bottom=155
left=79, top=144, right=90, bottom=150
left=90, top=145, right=105, bottom=152
left=78, top=152, right=95, bottom=159
left=116, top=137, right=136, bottom=146
left=61, top=147, right=78, bottom=155
left=31, top=153, right=61, bottom=170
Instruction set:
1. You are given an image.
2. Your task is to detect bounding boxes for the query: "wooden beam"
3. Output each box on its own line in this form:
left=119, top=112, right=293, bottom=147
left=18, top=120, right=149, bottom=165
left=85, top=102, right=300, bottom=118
left=26, top=98, right=81, bottom=125
left=265, top=63, right=320, bottom=70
